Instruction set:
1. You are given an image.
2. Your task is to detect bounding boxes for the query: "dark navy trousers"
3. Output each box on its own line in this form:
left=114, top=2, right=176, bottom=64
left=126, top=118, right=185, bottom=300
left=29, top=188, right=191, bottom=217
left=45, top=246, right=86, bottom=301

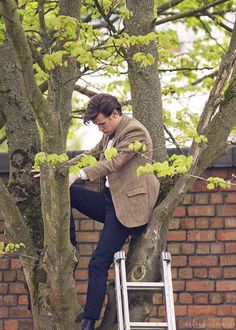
left=70, top=184, right=146, bottom=320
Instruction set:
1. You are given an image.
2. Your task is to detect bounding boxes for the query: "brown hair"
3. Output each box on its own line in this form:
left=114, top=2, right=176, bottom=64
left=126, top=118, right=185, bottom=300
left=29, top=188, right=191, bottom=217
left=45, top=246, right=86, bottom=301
left=84, top=93, right=122, bottom=124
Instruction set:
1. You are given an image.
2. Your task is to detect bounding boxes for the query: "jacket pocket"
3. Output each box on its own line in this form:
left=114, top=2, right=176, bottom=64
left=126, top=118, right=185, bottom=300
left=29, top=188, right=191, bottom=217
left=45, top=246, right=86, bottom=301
left=127, top=186, right=147, bottom=197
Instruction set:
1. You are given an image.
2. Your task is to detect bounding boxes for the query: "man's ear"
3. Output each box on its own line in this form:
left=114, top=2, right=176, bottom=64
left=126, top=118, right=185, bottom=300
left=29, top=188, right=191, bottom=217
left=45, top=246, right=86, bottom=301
left=112, top=109, right=119, bottom=117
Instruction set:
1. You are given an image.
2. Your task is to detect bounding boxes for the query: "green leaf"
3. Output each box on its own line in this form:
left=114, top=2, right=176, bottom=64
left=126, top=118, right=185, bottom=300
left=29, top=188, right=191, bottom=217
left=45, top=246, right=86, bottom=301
left=206, top=177, right=231, bottom=190
left=142, top=144, right=147, bottom=152
left=136, top=163, right=153, bottom=176
left=104, top=147, right=118, bottom=161
left=5, top=243, right=15, bottom=253
left=194, top=135, right=208, bottom=144
left=34, top=152, right=47, bottom=169
left=46, top=153, right=69, bottom=166
left=43, top=51, right=67, bottom=70
left=133, top=52, right=155, bottom=68
left=128, top=143, right=134, bottom=151
left=34, top=153, right=68, bottom=168
left=80, top=155, right=97, bottom=167
left=69, top=155, right=97, bottom=174
left=119, top=6, right=133, bottom=19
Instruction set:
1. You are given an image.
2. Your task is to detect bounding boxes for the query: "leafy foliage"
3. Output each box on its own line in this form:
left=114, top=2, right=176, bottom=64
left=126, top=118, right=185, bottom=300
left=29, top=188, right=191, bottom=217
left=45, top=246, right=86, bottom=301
left=70, top=154, right=97, bottom=174
left=128, top=141, right=147, bottom=152
left=0, top=0, right=234, bottom=161
left=137, top=154, right=193, bottom=177
left=34, top=152, right=69, bottom=169
left=0, top=242, right=25, bottom=257
left=206, top=177, right=231, bottom=190
left=43, top=51, right=68, bottom=70
left=163, top=107, right=208, bottom=147
left=104, top=147, right=118, bottom=161
left=133, top=52, right=155, bottom=68
left=5, top=0, right=233, bottom=150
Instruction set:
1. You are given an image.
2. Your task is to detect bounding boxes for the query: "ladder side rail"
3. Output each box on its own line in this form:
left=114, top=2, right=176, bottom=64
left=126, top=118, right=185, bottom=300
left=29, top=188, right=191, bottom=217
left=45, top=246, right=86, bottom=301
left=114, top=253, right=125, bottom=330
left=120, top=252, right=131, bottom=330
left=162, top=252, right=176, bottom=330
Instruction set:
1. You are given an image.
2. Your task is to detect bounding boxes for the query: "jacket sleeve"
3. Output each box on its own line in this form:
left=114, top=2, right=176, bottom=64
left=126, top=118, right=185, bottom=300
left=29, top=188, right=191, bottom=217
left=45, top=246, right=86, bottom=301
left=82, top=126, right=147, bottom=181
left=68, top=136, right=105, bottom=166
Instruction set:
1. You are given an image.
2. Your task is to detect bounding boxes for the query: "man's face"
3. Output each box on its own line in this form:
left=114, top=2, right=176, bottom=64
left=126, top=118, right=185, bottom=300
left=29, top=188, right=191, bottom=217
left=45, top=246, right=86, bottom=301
left=93, top=111, right=121, bottom=135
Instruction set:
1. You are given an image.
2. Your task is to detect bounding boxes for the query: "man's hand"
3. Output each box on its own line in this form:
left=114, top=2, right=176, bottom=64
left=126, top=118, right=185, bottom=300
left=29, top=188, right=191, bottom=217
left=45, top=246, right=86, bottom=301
left=69, top=172, right=81, bottom=187
left=31, top=167, right=80, bottom=187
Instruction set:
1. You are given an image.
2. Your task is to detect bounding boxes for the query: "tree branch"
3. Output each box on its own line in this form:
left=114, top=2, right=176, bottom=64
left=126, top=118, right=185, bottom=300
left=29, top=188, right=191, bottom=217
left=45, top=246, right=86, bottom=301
left=198, top=17, right=226, bottom=52
left=0, top=178, right=35, bottom=252
left=192, top=71, right=218, bottom=86
left=37, top=0, right=51, bottom=50
left=38, top=0, right=46, bottom=34
left=155, top=0, right=230, bottom=26
left=164, top=124, right=184, bottom=154
left=94, top=0, right=117, bottom=33
left=0, top=0, right=48, bottom=129
left=198, top=20, right=236, bottom=134
left=0, top=110, right=5, bottom=129
left=157, top=0, right=185, bottom=14
left=160, top=66, right=214, bottom=72
left=74, top=85, right=97, bottom=98
left=189, top=19, right=236, bottom=174
left=28, top=36, right=46, bottom=71
left=0, top=134, right=7, bottom=145
left=91, top=16, right=120, bottom=30
left=204, top=11, right=233, bottom=33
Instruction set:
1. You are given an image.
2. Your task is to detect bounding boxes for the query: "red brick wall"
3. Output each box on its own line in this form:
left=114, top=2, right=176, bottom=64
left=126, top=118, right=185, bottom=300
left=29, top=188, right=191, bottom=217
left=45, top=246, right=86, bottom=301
left=166, top=168, right=236, bottom=330
left=1, top=168, right=236, bottom=330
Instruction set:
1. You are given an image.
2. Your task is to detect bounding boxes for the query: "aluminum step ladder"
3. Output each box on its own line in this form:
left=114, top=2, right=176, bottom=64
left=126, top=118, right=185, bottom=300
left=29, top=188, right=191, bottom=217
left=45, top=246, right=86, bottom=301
left=113, top=251, right=176, bottom=330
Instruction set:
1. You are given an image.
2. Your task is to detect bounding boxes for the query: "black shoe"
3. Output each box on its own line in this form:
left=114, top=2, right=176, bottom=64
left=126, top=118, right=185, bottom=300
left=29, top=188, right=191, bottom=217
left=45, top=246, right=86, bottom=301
left=81, top=318, right=95, bottom=330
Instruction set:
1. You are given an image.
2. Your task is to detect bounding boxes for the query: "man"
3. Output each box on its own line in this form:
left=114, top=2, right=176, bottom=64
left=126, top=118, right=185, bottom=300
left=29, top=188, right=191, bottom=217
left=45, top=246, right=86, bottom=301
left=69, top=93, right=160, bottom=330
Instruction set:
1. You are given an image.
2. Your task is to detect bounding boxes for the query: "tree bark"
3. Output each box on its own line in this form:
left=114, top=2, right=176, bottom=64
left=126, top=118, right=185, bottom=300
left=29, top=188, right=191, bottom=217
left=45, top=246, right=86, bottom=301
left=0, top=1, right=83, bottom=328
left=0, top=35, right=80, bottom=329
left=40, top=163, right=81, bottom=329
left=124, top=0, right=167, bottom=162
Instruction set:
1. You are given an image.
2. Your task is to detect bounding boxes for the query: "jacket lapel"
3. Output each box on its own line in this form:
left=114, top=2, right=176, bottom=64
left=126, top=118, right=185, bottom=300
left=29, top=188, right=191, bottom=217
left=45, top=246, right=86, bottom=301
left=110, top=115, right=129, bottom=147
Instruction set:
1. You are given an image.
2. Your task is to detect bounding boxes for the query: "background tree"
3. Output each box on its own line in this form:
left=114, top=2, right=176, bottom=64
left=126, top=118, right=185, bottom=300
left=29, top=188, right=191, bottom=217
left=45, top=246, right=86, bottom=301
left=0, top=0, right=235, bottom=329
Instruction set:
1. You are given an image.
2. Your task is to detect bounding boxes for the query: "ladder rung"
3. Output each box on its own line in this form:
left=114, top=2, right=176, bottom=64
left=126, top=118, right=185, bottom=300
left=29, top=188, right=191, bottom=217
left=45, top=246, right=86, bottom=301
left=130, top=321, right=168, bottom=329
left=127, top=282, right=164, bottom=290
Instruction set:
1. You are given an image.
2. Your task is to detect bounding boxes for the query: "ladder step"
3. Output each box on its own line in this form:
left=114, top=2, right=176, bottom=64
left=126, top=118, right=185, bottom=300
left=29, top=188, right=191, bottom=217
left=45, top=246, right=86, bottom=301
left=127, top=282, right=164, bottom=290
left=130, top=321, right=168, bottom=329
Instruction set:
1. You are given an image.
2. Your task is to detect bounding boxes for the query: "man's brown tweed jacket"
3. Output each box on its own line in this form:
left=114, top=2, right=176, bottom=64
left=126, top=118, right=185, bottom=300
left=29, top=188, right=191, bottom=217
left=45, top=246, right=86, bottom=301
left=83, top=114, right=160, bottom=228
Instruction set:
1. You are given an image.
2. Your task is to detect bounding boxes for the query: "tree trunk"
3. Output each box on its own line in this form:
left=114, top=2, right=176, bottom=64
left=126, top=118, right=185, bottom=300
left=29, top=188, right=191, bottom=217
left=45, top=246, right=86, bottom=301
left=0, top=35, right=82, bottom=329
left=0, top=36, right=43, bottom=244
left=125, top=0, right=167, bottom=162
left=39, top=164, right=81, bottom=329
